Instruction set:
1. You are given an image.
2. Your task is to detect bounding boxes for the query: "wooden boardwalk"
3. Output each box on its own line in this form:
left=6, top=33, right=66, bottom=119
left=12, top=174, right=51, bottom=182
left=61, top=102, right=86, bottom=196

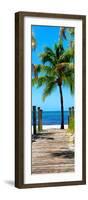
left=32, top=129, right=74, bottom=174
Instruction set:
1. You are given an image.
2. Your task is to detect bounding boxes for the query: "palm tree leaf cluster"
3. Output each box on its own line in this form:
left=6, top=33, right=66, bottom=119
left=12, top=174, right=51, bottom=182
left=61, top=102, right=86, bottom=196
left=32, top=41, right=74, bottom=98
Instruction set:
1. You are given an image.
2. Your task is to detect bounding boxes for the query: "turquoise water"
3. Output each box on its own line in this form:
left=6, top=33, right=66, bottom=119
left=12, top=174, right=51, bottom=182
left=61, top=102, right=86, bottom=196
left=32, top=111, right=69, bottom=125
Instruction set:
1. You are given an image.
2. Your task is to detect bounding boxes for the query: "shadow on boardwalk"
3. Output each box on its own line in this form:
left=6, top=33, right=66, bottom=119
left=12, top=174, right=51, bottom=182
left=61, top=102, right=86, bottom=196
left=32, top=132, right=54, bottom=142
left=51, top=150, right=74, bottom=159
left=32, top=129, right=75, bottom=174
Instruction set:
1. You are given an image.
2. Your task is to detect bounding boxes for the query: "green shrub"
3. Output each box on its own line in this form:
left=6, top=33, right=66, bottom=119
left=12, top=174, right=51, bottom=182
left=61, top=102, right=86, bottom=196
left=68, top=115, right=74, bottom=134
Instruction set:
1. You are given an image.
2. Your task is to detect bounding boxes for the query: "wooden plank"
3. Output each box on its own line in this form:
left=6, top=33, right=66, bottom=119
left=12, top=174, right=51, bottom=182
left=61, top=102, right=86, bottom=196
left=33, top=106, right=36, bottom=135
left=32, top=129, right=74, bottom=174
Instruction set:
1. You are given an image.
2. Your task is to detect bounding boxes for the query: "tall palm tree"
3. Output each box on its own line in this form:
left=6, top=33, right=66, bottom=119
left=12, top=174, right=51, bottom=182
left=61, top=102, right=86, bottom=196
left=32, top=41, right=74, bottom=129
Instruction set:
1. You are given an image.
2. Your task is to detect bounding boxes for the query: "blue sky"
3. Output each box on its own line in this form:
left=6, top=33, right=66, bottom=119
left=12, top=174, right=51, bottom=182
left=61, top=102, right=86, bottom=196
left=32, top=25, right=74, bottom=111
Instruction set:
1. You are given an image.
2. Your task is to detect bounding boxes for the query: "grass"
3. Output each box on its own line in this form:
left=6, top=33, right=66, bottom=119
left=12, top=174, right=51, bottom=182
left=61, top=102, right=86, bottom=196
left=68, top=115, right=74, bottom=135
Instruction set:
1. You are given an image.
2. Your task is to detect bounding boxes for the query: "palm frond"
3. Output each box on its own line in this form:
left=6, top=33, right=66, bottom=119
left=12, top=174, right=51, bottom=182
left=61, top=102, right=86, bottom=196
left=67, top=28, right=74, bottom=36
left=44, top=47, right=55, bottom=56
left=63, top=71, right=74, bottom=94
left=41, top=65, right=57, bottom=77
left=58, top=48, right=74, bottom=63
left=32, top=77, right=38, bottom=86
left=36, top=76, right=47, bottom=87
left=40, top=47, right=55, bottom=65
left=32, top=64, right=43, bottom=78
left=32, top=76, right=47, bottom=87
left=42, top=81, right=56, bottom=101
left=56, top=62, right=74, bottom=72
left=54, top=42, right=64, bottom=58
left=59, top=27, right=67, bottom=40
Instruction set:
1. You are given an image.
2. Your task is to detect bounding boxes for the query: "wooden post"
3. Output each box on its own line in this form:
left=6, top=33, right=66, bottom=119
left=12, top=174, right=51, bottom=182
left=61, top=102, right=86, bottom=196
left=38, top=107, right=42, bottom=131
left=69, top=107, right=71, bottom=117
left=68, top=107, right=72, bottom=126
left=40, top=109, right=42, bottom=131
left=72, top=106, right=74, bottom=117
left=38, top=107, right=41, bottom=132
left=68, top=115, right=69, bottom=125
left=33, top=106, right=36, bottom=135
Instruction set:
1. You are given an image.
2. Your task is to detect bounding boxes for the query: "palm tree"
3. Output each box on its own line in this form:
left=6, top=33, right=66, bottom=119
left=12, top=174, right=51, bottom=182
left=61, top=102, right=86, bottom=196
left=60, top=27, right=74, bottom=49
left=32, top=32, right=37, bottom=50
left=60, top=27, right=74, bottom=40
left=32, top=41, right=74, bottom=129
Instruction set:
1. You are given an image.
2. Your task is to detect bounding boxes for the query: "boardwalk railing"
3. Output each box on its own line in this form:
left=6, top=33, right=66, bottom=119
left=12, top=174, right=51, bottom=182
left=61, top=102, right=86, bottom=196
left=33, top=106, right=42, bottom=135
left=33, top=106, right=36, bottom=135
left=32, top=106, right=74, bottom=135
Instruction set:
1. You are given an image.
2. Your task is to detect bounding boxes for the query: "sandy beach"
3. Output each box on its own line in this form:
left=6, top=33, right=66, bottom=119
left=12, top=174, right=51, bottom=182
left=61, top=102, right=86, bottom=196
left=32, top=124, right=68, bottom=134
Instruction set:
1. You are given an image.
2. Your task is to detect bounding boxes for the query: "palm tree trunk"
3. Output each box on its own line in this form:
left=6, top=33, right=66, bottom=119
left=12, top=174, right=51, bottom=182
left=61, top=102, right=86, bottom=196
left=59, top=84, right=64, bottom=129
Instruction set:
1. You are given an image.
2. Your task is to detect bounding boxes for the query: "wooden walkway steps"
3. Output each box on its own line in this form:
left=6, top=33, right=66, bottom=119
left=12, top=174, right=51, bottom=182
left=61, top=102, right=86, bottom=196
left=32, top=129, right=74, bottom=174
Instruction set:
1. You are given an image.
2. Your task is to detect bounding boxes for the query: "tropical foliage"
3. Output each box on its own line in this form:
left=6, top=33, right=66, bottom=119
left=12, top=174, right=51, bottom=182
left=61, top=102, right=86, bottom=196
left=68, top=115, right=74, bottom=134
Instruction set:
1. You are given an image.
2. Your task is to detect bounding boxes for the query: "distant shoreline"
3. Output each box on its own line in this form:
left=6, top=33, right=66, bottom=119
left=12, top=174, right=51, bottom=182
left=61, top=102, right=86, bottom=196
left=42, top=124, right=68, bottom=129
left=32, top=124, right=68, bottom=129
left=32, top=124, right=68, bottom=134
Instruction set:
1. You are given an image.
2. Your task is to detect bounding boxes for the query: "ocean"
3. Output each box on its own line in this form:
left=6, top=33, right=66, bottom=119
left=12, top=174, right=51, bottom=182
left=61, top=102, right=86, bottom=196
left=32, top=111, right=69, bottom=125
